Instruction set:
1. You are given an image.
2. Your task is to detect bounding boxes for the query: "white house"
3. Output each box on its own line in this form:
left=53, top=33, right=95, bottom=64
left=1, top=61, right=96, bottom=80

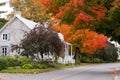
left=110, top=41, right=120, bottom=60
left=0, top=12, right=37, bottom=56
left=0, top=12, right=75, bottom=64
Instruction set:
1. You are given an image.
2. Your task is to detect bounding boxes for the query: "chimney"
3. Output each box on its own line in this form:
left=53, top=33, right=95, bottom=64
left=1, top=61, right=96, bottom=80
left=14, top=11, right=21, bottom=17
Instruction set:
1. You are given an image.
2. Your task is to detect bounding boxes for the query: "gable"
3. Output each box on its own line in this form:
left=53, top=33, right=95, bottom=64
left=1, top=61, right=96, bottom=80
left=0, top=15, right=37, bottom=34
left=0, top=15, right=38, bottom=45
left=0, top=17, right=32, bottom=44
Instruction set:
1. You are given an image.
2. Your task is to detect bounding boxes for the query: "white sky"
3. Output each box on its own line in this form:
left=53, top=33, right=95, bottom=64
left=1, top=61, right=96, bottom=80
left=0, top=0, right=13, bottom=19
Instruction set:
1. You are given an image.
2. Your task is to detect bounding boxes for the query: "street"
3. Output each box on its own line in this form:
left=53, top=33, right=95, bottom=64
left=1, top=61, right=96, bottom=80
left=0, top=63, right=120, bottom=80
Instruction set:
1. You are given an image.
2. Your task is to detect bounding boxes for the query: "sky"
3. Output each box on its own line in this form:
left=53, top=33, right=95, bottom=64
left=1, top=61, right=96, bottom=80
left=0, top=0, right=13, bottom=19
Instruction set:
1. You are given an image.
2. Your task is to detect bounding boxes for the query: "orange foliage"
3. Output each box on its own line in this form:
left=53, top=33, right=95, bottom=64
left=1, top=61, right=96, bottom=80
left=71, top=0, right=84, bottom=7
left=115, top=0, right=120, bottom=2
left=74, top=11, right=93, bottom=25
left=41, top=0, right=108, bottom=54
left=52, top=24, right=108, bottom=54
left=82, top=34, right=108, bottom=54
left=55, top=10, right=65, bottom=19
left=40, top=0, right=50, bottom=5
left=92, top=6, right=106, bottom=21
left=72, top=29, right=108, bottom=54
left=41, top=0, right=107, bottom=26
left=52, top=24, right=72, bottom=42
left=40, top=0, right=59, bottom=13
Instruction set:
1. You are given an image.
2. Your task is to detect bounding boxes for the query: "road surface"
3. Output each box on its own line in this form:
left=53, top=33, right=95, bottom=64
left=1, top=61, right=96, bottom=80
left=0, top=63, right=120, bottom=80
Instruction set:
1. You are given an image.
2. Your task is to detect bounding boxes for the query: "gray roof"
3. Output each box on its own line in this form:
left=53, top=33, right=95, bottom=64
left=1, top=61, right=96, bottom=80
left=16, top=15, right=37, bottom=29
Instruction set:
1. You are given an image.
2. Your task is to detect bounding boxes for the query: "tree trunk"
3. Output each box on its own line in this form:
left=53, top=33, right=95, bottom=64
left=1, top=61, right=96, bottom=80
left=74, top=47, right=80, bottom=64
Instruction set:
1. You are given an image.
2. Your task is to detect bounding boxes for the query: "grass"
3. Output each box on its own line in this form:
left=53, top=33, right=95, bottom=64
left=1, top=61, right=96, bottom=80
left=56, top=63, right=89, bottom=69
left=0, top=68, right=56, bottom=74
left=0, top=63, right=90, bottom=74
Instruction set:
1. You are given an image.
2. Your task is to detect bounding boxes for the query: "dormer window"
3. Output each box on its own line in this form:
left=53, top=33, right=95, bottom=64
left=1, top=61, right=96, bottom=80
left=3, top=34, right=9, bottom=41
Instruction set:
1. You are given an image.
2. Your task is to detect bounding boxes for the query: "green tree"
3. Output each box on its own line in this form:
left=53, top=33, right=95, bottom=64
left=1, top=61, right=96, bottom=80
left=95, top=6, right=120, bottom=44
left=94, top=45, right=118, bottom=62
left=0, top=18, right=7, bottom=28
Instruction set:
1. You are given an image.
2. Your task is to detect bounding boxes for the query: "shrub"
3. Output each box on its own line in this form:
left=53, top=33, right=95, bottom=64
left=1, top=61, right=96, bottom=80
left=0, top=56, right=8, bottom=70
left=32, top=62, right=56, bottom=69
left=80, top=57, right=91, bottom=63
left=36, top=64, right=47, bottom=69
left=22, top=64, right=33, bottom=69
left=32, top=63, right=49, bottom=69
left=7, top=55, right=20, bottom=67
left=94, top=45, right=118, bottom=62
left=92, top=58, right=103, bottom=63
left=104, top=46, right=118, bottom=62
left=6, top=55, right=33, bottom=67
left=19, top=56, right=32, bottom=66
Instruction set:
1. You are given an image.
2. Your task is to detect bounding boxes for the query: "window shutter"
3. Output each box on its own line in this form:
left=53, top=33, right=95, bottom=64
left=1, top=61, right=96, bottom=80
left=7, top=34, right=10, bottom=41
left=7, top=47, right=9, bottom=55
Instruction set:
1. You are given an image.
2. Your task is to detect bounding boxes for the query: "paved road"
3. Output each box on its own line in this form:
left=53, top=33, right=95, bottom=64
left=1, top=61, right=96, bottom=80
left=0, top=63, right=120, bottom=80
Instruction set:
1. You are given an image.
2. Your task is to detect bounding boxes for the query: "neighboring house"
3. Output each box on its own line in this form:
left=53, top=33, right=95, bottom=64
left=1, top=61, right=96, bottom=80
left=109, top=41, right=120, bottom=60
left=0, top=12, right=75, bottom=64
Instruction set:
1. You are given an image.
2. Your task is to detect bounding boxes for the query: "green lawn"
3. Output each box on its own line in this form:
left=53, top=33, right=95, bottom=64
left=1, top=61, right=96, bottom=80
left=0, top=63, right=89, bottom=73
left=0, top=68, right=56, bottom=73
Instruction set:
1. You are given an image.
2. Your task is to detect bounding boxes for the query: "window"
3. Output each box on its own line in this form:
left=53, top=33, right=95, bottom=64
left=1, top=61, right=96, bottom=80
left=1, top=46, right=8, bottom=56
left=3, top=34, right=9, bottom=40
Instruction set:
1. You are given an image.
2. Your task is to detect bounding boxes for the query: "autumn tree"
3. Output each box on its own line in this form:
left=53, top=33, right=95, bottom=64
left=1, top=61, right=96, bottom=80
left=12, top=24, right=64, bottom=62
left=9, top=0, right=51, bottom=22
left=40, top=0, right=108, bottom=27
left=40, top=0, right=110, bottom=64
left=41, top=1, right=108, bottom=48
left=52, top=24, right=108, bottom=54
left=52, top=24, right=108, bottom=64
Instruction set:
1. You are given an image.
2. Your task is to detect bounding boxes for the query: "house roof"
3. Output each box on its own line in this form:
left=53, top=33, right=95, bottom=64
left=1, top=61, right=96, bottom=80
left=58, top=33, right=64, bottom=41
left=0, top=15, right=37, bottom=34
left=16, top=15, right=37, bottom=29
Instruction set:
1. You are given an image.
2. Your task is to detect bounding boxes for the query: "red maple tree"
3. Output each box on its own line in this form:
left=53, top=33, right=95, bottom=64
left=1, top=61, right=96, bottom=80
left=41, top=0, right=108, bottom=54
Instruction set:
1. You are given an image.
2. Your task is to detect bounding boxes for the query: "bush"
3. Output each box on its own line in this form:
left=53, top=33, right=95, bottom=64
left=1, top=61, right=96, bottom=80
left=6, top=55, right=33, bottom=67
left=36, top=64, right=47, bottom=69
left=80, top=57, right=91, bottom=63
left=19, top=56, right=32, bottom=66
left=0, top=57, right=8, bottom=70
left=105, top=46, right=118, bottom=62
left=7, top=55, right=20, bottom=67
left=22, top=64, right=33, bottom=69
left=32, top=63, right=51, bottom=69
left=94, top=45, right=118, bottom=62
left=92, top=58, right=103, bottom=63
left=31, top=61, right=56, bottom=69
